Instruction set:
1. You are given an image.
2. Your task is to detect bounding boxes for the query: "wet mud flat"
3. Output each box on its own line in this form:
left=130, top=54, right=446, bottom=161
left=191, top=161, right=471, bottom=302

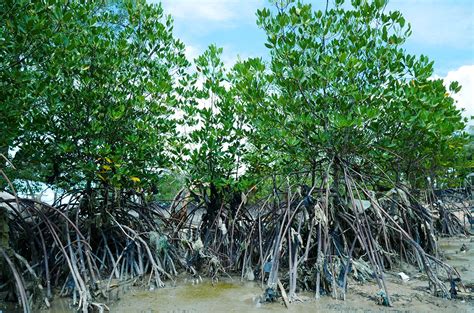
left=105, top=235, right=474, bottom=313
left=105, top=265, right=474, bottom=313
left=2, top=237, right=473, bottom=313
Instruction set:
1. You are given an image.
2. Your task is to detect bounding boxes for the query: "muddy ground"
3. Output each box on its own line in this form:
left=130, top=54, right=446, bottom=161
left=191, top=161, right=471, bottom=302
left=1, top=236, right=473, bottom=312
left=45, top=236, right=474, bottom=313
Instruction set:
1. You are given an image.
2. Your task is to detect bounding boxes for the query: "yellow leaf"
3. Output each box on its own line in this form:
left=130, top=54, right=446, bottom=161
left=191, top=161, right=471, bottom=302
left=444, top=92, right=449, bottom=97
left=130, top=176, right=140, bottom=183
left=102, top=165, right=112, bottom=171
left=105, top=157, right=112, bottom=163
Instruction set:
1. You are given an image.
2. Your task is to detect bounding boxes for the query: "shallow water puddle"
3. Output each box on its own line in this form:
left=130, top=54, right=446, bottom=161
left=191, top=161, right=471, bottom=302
left=108, top=279, right=289, bottom=313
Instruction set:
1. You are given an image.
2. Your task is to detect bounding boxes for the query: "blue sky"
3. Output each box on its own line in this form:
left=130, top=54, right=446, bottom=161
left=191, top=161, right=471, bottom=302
left=152, top=0, right=473, bottom=123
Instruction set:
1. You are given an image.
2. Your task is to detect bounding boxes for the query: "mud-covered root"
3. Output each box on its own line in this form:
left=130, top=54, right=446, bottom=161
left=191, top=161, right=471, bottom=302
left=1, top=159, right=470, bottom=311
left=210, top=166, right=468, bottom=306
left=0, top=188, right=178, bottom=312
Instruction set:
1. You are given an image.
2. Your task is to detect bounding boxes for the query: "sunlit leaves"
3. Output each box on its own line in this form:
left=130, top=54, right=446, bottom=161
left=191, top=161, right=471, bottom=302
left=251, top=0, right=466, bottom=187
left=179, top=45, right=253, bottom=195
left=2, top=0, right=189, bottom=190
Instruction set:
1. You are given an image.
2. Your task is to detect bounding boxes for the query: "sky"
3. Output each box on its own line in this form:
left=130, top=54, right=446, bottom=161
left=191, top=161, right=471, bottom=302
left=151, top=0, right=473, bottom=125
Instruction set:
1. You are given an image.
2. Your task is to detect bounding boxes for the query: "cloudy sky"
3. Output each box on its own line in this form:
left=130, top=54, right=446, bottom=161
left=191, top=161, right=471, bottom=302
left=152, top=0, right=473, bottom=124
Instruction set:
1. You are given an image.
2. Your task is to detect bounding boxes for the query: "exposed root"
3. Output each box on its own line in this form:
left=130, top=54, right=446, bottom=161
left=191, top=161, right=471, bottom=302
left=0, top=167, right=471, bottom=310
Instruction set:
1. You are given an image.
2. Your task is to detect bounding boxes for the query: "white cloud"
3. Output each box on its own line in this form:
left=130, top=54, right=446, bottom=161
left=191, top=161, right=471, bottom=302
left=159, top=0, right=263, bottom=24
left=387, top=1, right=474, bottom=50
left=443, top=65, right=474, bottom=126
left=185, top=44, right=201, bottom=63
left=162, top=0, right=234, bottom=22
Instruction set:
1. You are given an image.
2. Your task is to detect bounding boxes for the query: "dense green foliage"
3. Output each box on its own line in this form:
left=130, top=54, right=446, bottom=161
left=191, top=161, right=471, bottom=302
left=1, top=0, right=468, bottom=195
left=179, top=45, right=251, bottom=206
left=2, top=0, right=189, bottom=191
left=247, top=0, right=467, bottom=188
